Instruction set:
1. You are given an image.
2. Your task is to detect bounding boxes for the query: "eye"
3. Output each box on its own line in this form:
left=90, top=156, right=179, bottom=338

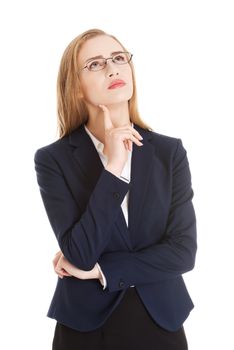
left=88, top=60, right=100, bottom=69
left=87, top=59, right=104, bottom=71
left=114, top=54, right=126, bottom=62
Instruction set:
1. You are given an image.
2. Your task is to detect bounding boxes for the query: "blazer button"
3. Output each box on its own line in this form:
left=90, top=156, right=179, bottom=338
left=119, top=280, right=125, bottom=288
left=113, top=192, right=120, bottom=199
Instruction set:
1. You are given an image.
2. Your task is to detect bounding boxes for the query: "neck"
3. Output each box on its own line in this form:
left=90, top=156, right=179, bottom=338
left=85, top=102, right=131, bottom=144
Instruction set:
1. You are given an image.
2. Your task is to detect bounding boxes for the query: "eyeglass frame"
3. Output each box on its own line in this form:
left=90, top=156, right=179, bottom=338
left=77, top=51, right=133, bottom=74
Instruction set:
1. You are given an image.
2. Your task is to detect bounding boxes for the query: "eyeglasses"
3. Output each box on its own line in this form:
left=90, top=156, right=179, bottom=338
left=78, top=52, right=133, bottom=73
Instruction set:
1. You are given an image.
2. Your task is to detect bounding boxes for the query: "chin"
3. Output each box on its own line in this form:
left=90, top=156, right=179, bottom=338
left=103, top=92, right=133, bottom=106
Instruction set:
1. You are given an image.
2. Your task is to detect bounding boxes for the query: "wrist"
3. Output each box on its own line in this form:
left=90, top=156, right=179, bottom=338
left=105, top=164, right=123, bottom=177
left=94, top=264, right=102, bottom=279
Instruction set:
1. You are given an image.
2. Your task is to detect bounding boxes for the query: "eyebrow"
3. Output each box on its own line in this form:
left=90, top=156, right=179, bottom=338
left=84, top=51, right=124, bottom=65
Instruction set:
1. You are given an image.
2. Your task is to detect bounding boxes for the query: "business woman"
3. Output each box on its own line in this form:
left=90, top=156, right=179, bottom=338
left=34, top=28, right=197, bottom=350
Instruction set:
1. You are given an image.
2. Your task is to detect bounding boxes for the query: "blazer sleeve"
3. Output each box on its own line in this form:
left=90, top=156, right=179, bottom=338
left=97, top=139, right=197, bottom=292
left=34, top=148, right=131, bottom=270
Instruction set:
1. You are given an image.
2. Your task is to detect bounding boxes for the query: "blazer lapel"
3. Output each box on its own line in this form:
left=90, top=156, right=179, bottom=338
left=127, top=125, right=154, bottom=247
left=69, top=125, right=104, bottom=191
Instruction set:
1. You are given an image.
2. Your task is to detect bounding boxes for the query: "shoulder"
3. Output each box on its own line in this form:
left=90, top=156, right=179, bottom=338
left=34, top=124, right=87, bottom=161
left=34, top=133, right=70, bottom=165
left=135, top=124, right=179, bottom=145
left=135, top=124, right=185, bottom=159
left=150, top=129, right=180, bottom=147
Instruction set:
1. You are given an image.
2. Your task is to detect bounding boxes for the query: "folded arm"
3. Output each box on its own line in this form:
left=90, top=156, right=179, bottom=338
left=34, top=148, right=131, bottom=271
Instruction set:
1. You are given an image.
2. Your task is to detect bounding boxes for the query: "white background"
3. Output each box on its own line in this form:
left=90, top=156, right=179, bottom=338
left=0, top=1, right=233, bottom=349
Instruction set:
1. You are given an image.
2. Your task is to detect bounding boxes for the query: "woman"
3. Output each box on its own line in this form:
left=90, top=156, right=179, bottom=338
left=34, top=28, right=197, bottom=350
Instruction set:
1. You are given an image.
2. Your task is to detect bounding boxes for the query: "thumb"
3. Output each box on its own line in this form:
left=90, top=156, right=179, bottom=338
left=99, top=104, right=113, bottom=131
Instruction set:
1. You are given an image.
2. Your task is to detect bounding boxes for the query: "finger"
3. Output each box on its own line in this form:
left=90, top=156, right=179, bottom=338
left=121, top=131, right=143, bottom=146
left=55, top=269, right=64, bottom=278
left=123, top=139, right=128, bottom=151
left=54, top=262, right=68, bottom=275
left=60, top=269, right=72, bottom=276
left=55, top=266, right=69, bottom=278
left=54, top=257, right=65, bottom=275
left=53, top=255, right=61, bottom=268
left=53, top=257, right=59, bottom=269
left=56, top=256, right=74, bottom=276
left=115, top=125, right=143, bottom=141
left=98, top=104, right=113, bottom=131
left=54, top=251, right=62, bottom=259
left=128, top=139, right=133, bottom=151
left=53, top=251, right=62, bottom=264
left=124, top=139, right=130, bottom=151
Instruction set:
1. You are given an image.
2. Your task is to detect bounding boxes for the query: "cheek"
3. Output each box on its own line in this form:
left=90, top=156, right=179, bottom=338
left=81, top=78, right=101, bottom=104
left=126, top=68, right=133, bottom=90
left=125, top=68, right=134, bottom=96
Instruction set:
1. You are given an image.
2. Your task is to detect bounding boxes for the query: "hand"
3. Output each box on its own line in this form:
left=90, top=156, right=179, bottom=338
left=98, top=104, right=143, bottom=176
left=53, top=251, right=72, bottom=278
left=53, top=251, right=101, bottom=280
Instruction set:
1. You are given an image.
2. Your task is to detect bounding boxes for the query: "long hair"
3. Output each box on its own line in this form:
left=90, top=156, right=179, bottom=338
left=57, top=28, right=153, bottom=138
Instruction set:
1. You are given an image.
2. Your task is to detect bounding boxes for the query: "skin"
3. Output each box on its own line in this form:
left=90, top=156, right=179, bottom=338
left=54, top=35, right=144, bottom=282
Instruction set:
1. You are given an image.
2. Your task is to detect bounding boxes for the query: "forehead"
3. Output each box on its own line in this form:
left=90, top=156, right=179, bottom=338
left=78, top=35, right=124, bottom=64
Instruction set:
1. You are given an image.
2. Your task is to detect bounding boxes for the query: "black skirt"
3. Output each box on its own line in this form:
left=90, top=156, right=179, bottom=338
left=52, top=287, right=188, bottom=350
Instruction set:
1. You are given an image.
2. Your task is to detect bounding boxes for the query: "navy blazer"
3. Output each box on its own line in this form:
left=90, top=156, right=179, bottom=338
left=34, top=123, right=197, bottom=332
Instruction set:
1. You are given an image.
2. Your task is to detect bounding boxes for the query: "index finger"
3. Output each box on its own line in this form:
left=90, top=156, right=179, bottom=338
left=99, top=104, right=113, bottom=131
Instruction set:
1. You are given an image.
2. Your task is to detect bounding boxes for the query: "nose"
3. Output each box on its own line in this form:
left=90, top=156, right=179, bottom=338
left=105, top=59, right=119, bottom=77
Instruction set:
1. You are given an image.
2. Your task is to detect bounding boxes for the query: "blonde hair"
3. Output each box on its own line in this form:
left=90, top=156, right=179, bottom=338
left=57, top=28, right=153, bottom=138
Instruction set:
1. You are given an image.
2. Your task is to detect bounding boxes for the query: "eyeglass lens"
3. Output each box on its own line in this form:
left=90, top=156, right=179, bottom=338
left=86, top=52, right=132, bottom=71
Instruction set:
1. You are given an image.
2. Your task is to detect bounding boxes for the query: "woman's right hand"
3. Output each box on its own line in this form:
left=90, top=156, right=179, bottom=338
left=98, top=104, right=143, bottom=177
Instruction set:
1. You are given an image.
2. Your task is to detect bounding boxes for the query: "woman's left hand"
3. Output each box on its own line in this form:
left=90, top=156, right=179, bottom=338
left=53, top=250, right=100, bottom=280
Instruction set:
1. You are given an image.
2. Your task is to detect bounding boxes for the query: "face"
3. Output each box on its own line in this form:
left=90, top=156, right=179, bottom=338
left=77, top=35, right=133, bottom=108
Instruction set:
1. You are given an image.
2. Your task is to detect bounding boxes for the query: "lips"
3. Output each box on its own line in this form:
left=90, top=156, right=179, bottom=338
left=108, top=79, right=126, bottom=89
